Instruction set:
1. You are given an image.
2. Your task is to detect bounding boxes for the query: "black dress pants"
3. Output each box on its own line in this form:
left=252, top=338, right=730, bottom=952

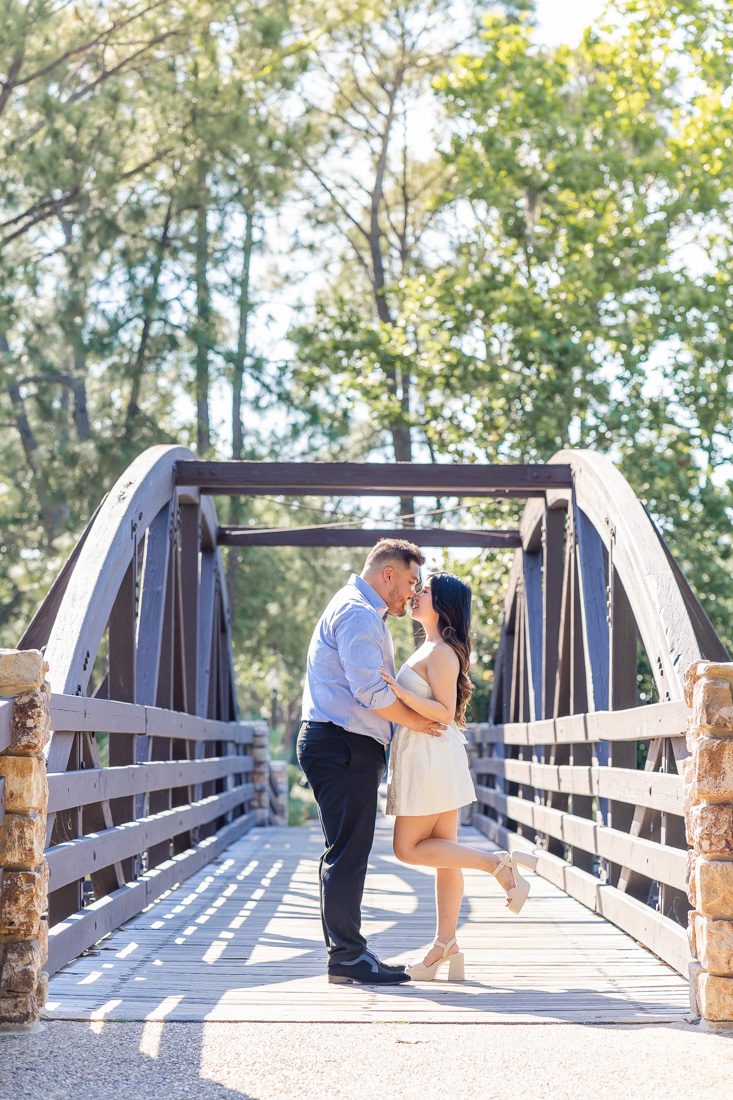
left=296, top=721, right=386, bottom=966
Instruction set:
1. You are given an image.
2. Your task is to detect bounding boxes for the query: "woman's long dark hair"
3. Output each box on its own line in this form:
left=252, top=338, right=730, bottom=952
left=429, top=572, right=473, bottom=727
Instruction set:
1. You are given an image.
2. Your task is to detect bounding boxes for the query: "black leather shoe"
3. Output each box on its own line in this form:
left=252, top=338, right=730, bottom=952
left=328, top=953, right=411, bottom=985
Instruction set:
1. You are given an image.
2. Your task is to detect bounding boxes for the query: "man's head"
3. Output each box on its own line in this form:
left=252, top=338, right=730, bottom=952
left=361, top=538, right=425, bottom=617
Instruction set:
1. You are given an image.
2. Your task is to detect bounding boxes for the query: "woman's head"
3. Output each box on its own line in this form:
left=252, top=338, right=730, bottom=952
left=411, top=572, right=474, bottom=725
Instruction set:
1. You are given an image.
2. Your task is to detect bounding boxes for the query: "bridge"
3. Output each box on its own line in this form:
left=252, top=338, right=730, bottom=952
left=2, top=444, right=733, bottom=1065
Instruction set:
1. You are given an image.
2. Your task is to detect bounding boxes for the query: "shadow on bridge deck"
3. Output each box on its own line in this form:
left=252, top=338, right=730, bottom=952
left=43, top=819, right=689, bottom=1026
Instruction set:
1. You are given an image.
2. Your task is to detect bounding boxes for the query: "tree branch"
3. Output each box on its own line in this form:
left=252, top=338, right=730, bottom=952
left=298, top=154, right=372, bottom=245
left=13, top=0, right=172, bottom=91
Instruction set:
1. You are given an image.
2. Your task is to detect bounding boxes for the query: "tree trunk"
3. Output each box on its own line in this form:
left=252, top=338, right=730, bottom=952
left=194, top=161, right=211, bottom=455
left=232, top=206, right=254, bottom=463
left=124, top=196, right=173, bottom=441
left=2, top=335, right=64, bottom=542
left=69, top=373, right=90, bottom=441
left=225, top=205, right=255, bottom=615
left=367, top=87, right=415, bottom=525
left=61, top=217, right=92, bottom=442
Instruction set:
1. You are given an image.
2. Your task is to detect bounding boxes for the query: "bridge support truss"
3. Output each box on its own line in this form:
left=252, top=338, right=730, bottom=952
left=1, top=444, right=730, bottom=1028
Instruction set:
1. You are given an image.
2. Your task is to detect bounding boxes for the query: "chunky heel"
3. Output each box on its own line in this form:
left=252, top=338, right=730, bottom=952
left=448, top=952, right=465, bottom=981
left=407, top=938, right=465, bottom=982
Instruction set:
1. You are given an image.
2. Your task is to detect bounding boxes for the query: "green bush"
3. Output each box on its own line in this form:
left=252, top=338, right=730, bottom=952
left=288, top=762, right=318, bottom=827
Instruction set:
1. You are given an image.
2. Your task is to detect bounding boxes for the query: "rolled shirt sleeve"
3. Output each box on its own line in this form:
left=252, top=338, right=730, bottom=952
left=334, top=609, right=397, bottom=711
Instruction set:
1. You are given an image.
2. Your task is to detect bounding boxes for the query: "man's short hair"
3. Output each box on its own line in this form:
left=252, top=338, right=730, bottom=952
left=365, top=538, right=425, bottom=569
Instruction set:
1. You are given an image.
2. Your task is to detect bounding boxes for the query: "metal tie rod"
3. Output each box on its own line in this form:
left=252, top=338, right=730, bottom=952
left=216, top=526, right=523, bottom=548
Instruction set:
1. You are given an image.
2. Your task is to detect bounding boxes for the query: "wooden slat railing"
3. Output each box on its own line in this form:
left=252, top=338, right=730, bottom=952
left=46, top=693, right=263, bottom=976
left=467, top=699, right=692, bottom=974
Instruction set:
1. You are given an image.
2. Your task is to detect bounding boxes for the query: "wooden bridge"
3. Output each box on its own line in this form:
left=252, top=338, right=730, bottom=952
left=1, top=444, right=731, bottom=1036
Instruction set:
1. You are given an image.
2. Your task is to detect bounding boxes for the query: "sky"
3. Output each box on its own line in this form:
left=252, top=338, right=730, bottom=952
left=535, top=0, right=608, bottom=45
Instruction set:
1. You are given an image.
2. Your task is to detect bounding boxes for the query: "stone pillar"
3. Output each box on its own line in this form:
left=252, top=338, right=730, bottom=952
left=251, top=723, right=270, bottom=826
left=0, top=649, right=51, bottom=1031
left=269, top=761, right=289, bottom=827
left=683, top=661, right=733, bottom=1026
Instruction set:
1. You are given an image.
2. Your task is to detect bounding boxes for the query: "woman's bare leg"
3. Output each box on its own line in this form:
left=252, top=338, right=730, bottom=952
left=393, top=811, right=516, bottom=969
left=424, top=810, right=463, bottom=967
left=393, top=814, right=515, bottom=892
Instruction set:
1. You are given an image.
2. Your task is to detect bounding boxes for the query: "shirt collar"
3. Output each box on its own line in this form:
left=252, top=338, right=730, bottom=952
left=349, top=573, right=389, bottom=619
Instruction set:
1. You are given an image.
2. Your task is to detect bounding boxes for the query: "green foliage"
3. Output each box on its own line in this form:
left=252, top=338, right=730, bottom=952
left=427, top=3, right=733, bottom=645
left=287, top=763, right=318, bottom=826
left=230, top=501, right=361, bottom=730
left=0, top=0, right=731, bottom=732
left=288, top=0, right=733, bottom=672
left=0, top=0, right=315, bottom=638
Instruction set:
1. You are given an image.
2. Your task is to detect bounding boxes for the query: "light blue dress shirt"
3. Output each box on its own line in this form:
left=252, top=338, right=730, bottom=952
left=301, top=574, right=398, bottom=745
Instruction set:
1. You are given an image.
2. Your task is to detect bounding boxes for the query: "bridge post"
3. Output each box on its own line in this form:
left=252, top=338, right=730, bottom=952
left=269, top=761, right=289, bottom=826
left=252, top=724, right=271, bottom=825
left=684, top=661, right=733, bottom=1026
left=0, top=650, right=51, bottom=1031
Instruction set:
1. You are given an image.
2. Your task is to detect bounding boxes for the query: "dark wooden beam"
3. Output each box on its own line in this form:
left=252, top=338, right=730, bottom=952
left=574, top=505, right=610, bottom=712
left=176, top=460, right=573, bottom=497
left=502, top=620, right=515, bottom=727
left=216, top=526, right=522, bottom=548
left=610, top=564, right=638, bottom=712
left=179, top=503, right=200, bottom=718
left=542, top=507, right=566, bottom=721
left=135, top=502, right=172, bottom=709
left=606, top=561, right=639, bottom=885
left=108, top=555, right=138, bottom=883
left=523, top=550, right=543, bottom=721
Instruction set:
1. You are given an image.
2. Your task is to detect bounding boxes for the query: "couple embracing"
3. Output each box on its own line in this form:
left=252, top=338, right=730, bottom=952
left=297, top=538, right=537, bottom=986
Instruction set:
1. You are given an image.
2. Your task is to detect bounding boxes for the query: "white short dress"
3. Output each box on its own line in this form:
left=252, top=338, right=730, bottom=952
left=385, top=663, right=477, bottom=816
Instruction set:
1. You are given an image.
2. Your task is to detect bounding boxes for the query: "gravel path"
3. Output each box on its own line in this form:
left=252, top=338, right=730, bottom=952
left=2, top=1020, right=733, bottom=1100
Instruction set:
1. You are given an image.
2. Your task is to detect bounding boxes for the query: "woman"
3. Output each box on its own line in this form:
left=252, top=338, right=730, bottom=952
left=383, top=572, right=536, bottom=981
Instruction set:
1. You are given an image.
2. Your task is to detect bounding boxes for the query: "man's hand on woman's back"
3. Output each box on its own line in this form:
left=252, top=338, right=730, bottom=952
left=373, top=698, right=446, bottom=737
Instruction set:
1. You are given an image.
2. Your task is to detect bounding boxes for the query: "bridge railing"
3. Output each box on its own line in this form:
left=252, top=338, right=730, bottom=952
left=468, top=699, right=691, bottom=974
left=45, top=693, right=266, bottom=976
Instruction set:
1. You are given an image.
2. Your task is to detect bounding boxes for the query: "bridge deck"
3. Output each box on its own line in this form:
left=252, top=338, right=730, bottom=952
left=45, top=820, right=689, bottom=1025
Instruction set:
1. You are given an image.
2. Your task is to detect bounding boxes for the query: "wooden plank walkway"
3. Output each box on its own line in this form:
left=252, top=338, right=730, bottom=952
left=44, top=820, right=690, bottom=1025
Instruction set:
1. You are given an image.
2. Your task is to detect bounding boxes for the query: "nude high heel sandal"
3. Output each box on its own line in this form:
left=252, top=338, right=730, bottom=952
left=406, top=939, right=465, bottom=982
left=492, top=851, right=539, bottom=914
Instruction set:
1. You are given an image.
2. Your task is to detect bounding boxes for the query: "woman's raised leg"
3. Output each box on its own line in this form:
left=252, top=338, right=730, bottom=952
left=393, top=812, right=516, bottom=896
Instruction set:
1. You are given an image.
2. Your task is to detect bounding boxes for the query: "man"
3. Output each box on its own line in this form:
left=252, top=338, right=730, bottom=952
left=297, top=539, right=447, bottom=986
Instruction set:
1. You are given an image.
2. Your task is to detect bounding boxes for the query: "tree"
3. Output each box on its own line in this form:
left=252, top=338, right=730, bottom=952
left=286, top=0, right=480, bottom=520
left=0, top=0, right=314, bottom=649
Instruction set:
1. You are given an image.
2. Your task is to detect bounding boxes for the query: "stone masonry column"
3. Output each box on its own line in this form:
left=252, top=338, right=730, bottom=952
left=269, top=761, right=289, bottom=827
left=0, top=649, right=51, bottom=1031
left=251, top=723, right=270, bottom=826
left=683, top=661, right=733, bottom=1026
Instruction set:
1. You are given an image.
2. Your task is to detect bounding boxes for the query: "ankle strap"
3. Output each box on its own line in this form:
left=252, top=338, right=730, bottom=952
left=492, top=853, right=511, bottom=876
left=433, top=937, right=456, bottom=954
